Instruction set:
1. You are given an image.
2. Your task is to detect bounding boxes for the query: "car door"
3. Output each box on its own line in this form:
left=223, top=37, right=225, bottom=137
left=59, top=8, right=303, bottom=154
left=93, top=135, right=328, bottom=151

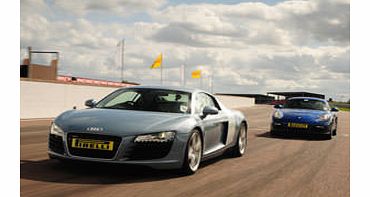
left=194, top=92, right=229, bottom=154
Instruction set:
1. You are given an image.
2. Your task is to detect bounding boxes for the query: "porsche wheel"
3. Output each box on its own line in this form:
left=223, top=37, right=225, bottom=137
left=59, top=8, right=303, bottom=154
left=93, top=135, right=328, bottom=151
left=182, top=130, right=202, bottom=175
left=333, top=118, right=338, bottom=136
left=324, top=133, right=332, bottom=140
left=270, top=129, right=278, bottom=137
left=231, top=123, right=247, bottom=157
left=324, top=128, right=333, bottom=140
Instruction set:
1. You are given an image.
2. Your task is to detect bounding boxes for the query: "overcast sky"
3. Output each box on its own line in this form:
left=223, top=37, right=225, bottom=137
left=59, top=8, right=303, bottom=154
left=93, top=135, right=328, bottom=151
left=20, top=0, right=350, bottom=101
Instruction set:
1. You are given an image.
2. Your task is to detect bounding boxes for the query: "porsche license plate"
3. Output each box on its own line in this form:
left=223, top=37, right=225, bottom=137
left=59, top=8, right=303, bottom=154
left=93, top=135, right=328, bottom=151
left=288, top=122, right=308, bottom=129
left=71, top=138, right=114, bottom=151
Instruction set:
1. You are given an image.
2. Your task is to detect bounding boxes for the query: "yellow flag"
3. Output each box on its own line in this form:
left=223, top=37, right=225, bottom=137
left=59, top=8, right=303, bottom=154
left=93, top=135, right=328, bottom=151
left=150, top=53, right=162, bottom=69
left=192, top=69, right=201, bottom=79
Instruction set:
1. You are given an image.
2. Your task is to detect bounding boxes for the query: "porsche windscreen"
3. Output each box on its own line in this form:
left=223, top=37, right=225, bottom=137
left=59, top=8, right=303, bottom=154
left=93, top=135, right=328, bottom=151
left=283, top=99, right=329, bottom=111
left=96, top=88, right=191, bottom=114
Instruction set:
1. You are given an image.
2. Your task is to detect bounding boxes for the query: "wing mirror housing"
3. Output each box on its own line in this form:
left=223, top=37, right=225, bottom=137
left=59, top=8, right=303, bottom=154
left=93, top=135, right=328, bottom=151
left=274, top=104, right=283, bottom=109
left=201, top=106, right=219, bottom=119
left=331, top=107, right=339, bottom=112
left=85, top=99, right=97, bottom=108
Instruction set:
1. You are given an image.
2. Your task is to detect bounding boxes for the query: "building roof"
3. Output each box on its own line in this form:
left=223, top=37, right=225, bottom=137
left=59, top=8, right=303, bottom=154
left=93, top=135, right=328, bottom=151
left=216, top=93, right=274, bottom=99
left=287, top=97, right=327, bottom=102
left=267, top=91, right=325, bottom=99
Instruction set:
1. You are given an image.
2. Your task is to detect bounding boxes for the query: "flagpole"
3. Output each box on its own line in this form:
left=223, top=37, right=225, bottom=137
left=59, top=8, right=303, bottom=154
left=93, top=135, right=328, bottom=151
left=160, top=53, right=163, bottom=85
left=161, top=65, right=163, bottom=85
left=181, top=64, right=185, bottom=87
left=183, top=64, right=186, bottom=87
left=120, top=39, right=124, bottom=82
left=200, top=76, right=202, bottom=89
left=211, top=66, right=214, bottom=93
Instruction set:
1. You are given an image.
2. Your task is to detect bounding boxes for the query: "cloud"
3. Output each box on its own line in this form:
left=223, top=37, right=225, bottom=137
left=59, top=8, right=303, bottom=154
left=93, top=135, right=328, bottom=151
left=20, top=0, right=350, bottom=101
left=318, top=47, right=350, bottom=73
left=151, top=0, right=349, bottom=50
left=52, top=0, right=166, bottom=17
left=276, top=0, right=350, bottom=45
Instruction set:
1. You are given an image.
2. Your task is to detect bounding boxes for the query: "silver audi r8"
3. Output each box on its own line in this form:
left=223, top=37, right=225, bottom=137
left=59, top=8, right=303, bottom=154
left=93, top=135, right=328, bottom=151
left=48, top=86, right=248, bottom=174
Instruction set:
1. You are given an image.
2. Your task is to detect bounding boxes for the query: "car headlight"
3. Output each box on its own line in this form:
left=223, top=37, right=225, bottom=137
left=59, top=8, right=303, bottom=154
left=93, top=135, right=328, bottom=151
left=273, top=110, right=284, bottom=119
left=50, top=122, right=64, bottom=136
left=318, top=114, right=331, bottom=121
left=134, top=131, right=175, bottom=143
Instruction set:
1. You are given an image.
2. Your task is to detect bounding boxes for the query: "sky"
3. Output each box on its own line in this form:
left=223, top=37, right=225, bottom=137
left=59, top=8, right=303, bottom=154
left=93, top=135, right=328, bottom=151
left=20, top=0, right=350, bottom=101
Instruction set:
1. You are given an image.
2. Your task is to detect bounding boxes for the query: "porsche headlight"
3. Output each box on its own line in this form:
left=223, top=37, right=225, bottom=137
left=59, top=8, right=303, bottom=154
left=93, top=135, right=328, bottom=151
left=273, top=110, right=284, bottom=119
left=134, top=131, right=175, bottom=143
left=50, top=122, right=64, bottom=136
left=318, top=114, right=331, bottom=121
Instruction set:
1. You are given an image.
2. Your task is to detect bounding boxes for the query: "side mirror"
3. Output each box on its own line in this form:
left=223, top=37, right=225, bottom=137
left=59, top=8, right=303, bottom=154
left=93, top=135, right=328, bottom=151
left=274, top=104, right=283, bottom=109
left=201, top=106, right=219, bottom=118
left=331, top=107, right=339, bottom=112
left=85, top=99, right=97, bottom=108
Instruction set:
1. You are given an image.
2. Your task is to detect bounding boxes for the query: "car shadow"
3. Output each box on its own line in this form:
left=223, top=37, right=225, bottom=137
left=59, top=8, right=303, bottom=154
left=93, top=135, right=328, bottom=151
left=255, top=131, right=330, bottom=141
left=20, top=153, right=237, bottom=185
left=200, top=151, right=237, bottom=167
left=20, top=151, right=240, bottom=184
left=20, top=159, right=185, bottom=185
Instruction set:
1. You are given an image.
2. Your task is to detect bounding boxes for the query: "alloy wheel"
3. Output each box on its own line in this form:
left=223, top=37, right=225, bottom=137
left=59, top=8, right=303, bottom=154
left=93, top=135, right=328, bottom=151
left=238, top=126, right=246, bottom=155
left=188, top=132, right=202, bottom=172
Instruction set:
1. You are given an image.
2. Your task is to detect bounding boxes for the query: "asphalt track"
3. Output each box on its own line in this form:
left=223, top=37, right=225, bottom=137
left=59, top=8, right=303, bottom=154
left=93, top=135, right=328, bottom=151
left=20, top=105, right=350, bottom=197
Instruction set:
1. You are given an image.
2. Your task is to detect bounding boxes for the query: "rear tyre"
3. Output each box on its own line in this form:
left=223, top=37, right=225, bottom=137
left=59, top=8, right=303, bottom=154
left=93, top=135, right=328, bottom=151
left=231, top=123, right=247, bottom=157
left=181, top=130, right=202, bottom=175
left=333, top=118, right=338, bottom=136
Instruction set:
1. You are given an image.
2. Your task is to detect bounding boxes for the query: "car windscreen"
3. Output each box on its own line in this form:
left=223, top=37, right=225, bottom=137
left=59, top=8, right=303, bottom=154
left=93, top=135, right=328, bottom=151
left=95, top=88, right=191, bottom=114
left=283, top=99, right=329, bottom=111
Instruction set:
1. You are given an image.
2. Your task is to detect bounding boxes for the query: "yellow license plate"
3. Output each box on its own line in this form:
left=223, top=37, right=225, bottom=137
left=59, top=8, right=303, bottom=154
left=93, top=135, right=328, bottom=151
left=71, top=138, right=114, bottom=151
left=288, top=122, right=308, bottom=129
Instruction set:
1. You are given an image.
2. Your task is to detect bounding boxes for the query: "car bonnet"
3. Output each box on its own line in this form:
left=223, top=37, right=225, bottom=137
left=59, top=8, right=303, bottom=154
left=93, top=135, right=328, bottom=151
left=54, top=108, right=191, bottom=136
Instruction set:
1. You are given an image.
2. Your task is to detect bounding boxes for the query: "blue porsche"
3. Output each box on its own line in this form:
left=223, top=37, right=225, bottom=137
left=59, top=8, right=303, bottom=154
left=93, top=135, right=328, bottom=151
left=270, top=97, right=339, bottom=139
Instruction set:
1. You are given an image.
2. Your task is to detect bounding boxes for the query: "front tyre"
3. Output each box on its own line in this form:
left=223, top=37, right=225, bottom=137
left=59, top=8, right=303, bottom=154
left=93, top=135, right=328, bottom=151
left=270, top=129, right=278, bottom=137
left=231, top=123, right=247, bottom=157
left=324, top=127, right=333, bottom=140
left=181, top=130, right=202, bottom=175
left=324, top=133, right=332, bottom=140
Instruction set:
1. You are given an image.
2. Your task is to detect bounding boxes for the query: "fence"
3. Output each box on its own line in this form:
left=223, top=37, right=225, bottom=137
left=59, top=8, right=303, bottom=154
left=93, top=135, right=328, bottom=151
left=21, top=80, right=254, bottom=119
